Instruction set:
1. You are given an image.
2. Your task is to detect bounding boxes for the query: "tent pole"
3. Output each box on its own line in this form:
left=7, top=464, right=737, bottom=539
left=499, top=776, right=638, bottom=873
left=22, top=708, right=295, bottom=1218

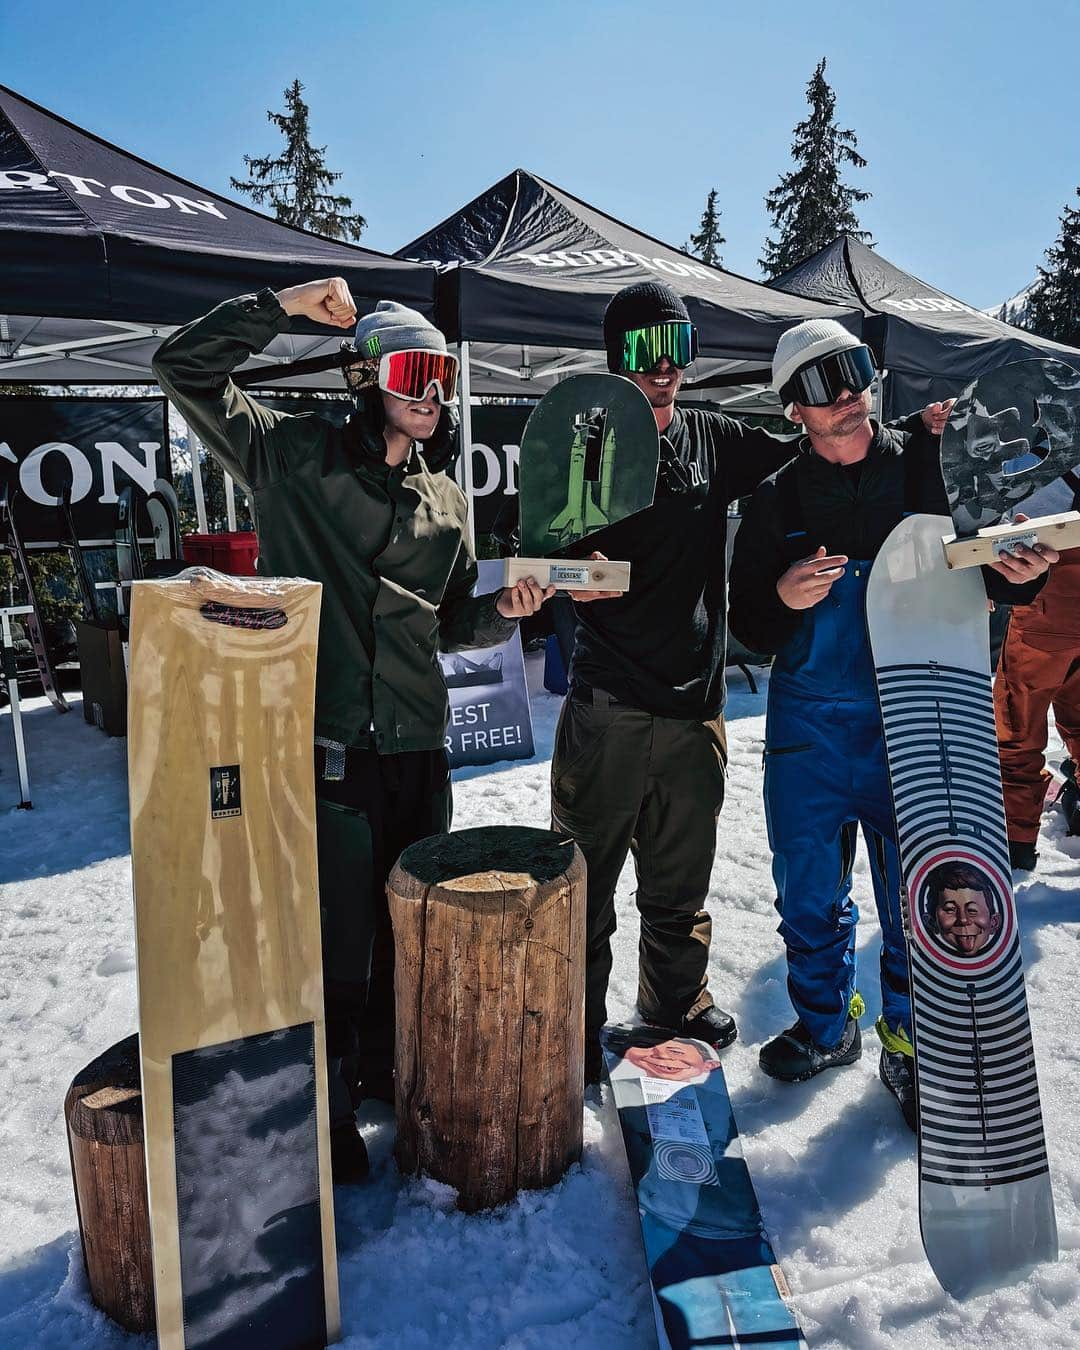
left=179, top=416, right=209, bottom=534
left=223, top=471, right=238, bottom=532
left=458, top=340, right=477, bottom=553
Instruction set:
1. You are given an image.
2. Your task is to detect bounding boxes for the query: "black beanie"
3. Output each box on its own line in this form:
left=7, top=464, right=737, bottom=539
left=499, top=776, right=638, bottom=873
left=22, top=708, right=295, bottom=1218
left=603, top=281, right=691, bottom=373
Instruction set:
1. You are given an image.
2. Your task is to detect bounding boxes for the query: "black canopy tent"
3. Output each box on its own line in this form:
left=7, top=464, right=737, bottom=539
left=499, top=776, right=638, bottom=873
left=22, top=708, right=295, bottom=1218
left=0, top=83, right=437, bottom=531
left=769, top=234, right=1080, bottom=416
left=396, top=168, right=862, bottom=401
left=396, top=169, right=865, bottom=537
left=0, top=83, right=436, bottom=385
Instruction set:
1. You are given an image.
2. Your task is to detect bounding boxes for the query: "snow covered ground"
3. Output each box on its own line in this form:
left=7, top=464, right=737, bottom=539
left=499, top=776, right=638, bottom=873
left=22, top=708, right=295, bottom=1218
left=2, top=660, right=1078, bottom=1349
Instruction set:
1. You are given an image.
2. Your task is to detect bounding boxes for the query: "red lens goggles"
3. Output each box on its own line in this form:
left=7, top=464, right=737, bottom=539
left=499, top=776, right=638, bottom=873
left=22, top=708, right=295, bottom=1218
left=380, top=350, right=459, bottom=404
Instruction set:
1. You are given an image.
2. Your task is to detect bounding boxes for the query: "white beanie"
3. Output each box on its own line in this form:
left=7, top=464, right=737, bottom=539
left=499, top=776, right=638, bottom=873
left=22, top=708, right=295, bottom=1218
left=772, top=319, right=863, bottom=414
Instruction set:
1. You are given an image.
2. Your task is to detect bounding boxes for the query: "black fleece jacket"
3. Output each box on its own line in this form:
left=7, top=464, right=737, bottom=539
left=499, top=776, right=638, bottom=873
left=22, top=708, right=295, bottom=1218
left=728, top=420, right=1046, bottom=657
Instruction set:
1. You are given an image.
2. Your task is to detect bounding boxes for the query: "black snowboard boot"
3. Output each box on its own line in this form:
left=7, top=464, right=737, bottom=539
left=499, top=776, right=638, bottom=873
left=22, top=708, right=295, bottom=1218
left=879, top=1048, right=918, bottom=1132
left=643, top=1005, right=738, bottom=1050
left=759, top=1015, right=861, bottom=1083
left=330, top=1122, right=370, bottom=1185
left=1008, top=839, right=1038, bottom=871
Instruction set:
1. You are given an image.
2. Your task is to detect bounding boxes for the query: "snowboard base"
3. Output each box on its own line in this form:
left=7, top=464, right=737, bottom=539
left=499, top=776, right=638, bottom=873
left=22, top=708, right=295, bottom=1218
left=602, top=1024, right=805, bottom=1350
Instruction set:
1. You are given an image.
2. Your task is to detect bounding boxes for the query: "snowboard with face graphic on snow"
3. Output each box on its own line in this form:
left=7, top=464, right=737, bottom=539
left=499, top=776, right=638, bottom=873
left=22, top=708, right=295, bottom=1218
left=602, top=1023, right=806, bottom=1349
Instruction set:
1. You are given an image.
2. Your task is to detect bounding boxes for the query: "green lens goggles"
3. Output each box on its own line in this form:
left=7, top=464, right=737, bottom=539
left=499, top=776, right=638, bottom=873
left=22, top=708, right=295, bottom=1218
left=619, top=320, right=697, bottom=373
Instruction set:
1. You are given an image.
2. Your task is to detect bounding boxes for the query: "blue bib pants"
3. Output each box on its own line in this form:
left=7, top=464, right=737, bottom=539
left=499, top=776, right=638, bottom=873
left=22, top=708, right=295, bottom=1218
left=763, top=561, right=910, bottom=1050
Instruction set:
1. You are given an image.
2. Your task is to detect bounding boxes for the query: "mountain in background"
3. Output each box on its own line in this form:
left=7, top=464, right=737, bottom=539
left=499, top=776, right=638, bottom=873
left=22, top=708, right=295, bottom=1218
left=983, top=280, right=1037, bottom=326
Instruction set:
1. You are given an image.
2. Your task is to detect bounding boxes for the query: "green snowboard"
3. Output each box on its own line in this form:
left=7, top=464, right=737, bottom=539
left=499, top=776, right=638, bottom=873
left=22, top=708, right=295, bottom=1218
left=518, top=375, right=659, bottom=562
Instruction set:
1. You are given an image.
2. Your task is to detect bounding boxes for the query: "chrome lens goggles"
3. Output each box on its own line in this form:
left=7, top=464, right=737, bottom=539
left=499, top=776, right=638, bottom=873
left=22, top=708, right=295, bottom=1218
left=779, top=344, right=876, bottom=408
left=343, top=347, right=460, bottom=404
left=619, top=320, right=698, bottom=373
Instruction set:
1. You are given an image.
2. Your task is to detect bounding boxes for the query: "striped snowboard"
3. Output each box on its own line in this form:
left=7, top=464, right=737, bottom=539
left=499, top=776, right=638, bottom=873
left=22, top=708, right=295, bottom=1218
left=867, top=514, right=1057, bottom=1299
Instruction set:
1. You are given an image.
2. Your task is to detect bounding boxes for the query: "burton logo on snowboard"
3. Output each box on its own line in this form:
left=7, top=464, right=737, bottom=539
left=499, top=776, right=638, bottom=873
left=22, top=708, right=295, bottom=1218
left=209, top=764, right=242, bottom=819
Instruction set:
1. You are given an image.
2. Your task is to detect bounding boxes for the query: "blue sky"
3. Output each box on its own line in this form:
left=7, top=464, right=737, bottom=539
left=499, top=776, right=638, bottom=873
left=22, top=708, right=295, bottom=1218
left=4, top=0, right=1078, bottom=308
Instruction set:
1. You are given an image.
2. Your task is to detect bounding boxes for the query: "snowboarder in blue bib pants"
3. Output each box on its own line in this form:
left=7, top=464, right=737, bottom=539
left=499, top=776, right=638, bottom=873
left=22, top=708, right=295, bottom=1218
left=729, top=319, right=1053, bottom=1126
left=763, top=558, right=909, bottom=1059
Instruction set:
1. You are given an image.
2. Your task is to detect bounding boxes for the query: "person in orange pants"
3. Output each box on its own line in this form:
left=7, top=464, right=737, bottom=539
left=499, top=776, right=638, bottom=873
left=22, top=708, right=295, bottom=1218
left=995, top=487, right=1080, bottom=870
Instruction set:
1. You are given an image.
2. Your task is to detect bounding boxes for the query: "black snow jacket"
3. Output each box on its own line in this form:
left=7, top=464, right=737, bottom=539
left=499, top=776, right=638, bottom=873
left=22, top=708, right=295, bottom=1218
left=728, top=420, right=1046, bottom=657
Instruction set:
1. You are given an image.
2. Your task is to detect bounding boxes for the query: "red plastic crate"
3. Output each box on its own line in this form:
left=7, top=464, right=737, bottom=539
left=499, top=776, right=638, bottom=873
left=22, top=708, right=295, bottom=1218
left=181, top=532, right=260, bottom=576
left=180, top=533, right=215, bottom=568
left=212, top=532, right=260, bottom=576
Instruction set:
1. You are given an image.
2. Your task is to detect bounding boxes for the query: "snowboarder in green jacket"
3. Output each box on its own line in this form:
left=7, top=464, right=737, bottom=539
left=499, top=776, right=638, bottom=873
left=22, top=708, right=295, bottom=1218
left=154, top=277, right=552, bottom=1180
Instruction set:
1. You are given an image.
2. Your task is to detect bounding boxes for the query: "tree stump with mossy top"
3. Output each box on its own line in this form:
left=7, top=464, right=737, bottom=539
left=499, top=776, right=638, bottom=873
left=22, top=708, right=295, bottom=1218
left=388, top=826, right=586, bottom=1211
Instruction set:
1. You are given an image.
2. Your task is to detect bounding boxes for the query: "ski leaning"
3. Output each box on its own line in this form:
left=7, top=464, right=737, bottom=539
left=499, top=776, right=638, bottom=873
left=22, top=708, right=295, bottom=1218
left=0, top=483, right=69, bottom=712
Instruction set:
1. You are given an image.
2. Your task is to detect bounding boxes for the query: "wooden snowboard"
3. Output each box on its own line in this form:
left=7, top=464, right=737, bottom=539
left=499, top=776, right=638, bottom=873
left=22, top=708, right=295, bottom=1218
left=128, top=570, right=339, bottom=1349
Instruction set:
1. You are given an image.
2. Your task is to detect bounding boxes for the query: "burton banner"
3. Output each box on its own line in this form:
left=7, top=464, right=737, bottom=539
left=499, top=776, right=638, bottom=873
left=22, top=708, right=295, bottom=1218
left=0, top=397, right=169, bottom=546
left=456, top=403, right=534, bottom=537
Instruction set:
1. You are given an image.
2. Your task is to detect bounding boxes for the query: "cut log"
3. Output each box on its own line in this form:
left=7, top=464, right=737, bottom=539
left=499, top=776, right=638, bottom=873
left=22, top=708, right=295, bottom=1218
left=64, top=1034, right=154, bottom=1334
left=389, top=826, right=586, bottom=1212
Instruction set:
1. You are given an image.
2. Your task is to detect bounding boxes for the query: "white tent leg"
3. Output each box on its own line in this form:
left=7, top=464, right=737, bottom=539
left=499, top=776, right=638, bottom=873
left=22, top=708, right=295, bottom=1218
left=458, top=340, right=477, bottom=554
left=180, top=417, right=209, bottom=534
left=223, top=471, right=237, bottom=532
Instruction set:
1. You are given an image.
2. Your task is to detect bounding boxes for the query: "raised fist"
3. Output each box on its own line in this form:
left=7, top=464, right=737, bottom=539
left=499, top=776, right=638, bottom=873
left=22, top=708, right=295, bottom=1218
left=274, top=277, right=357, bottom=329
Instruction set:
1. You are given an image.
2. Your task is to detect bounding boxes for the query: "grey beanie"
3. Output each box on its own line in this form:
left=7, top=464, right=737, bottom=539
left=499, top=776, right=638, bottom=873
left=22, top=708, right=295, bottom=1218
left=772, top=319, right=863, bottom=414
left=352, top=301, right=446, bottom=359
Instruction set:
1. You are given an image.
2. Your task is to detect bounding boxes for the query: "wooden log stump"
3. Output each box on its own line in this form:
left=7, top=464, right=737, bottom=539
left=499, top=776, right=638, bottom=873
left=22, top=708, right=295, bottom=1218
left=64, top=1034, right=155, bottom=1334
left=389, top=826, right=586, bottom=1212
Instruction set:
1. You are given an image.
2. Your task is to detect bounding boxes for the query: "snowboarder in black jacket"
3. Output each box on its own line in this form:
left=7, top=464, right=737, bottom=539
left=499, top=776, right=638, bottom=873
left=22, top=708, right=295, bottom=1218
left=551, top=284, right=953, bottom=1085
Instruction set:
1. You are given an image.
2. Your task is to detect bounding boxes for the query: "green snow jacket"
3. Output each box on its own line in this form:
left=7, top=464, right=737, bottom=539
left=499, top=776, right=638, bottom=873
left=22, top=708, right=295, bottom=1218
left=152, top=288, right=515, bottom=752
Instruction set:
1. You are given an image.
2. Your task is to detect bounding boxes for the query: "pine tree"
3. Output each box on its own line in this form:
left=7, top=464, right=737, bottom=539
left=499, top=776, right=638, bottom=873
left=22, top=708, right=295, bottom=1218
left=760, top=59, right=872, bottom=279
left=687, top=189, right=726, bottom=267
left=1024, top=187, right=1080, bottom=347
left=231, top=79, right=366, bottom=241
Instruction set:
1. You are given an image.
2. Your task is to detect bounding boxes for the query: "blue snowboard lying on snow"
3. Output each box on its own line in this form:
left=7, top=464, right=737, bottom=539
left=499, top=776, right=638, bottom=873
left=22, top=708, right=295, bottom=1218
left=602, top=1024, right=806, bottom=1349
